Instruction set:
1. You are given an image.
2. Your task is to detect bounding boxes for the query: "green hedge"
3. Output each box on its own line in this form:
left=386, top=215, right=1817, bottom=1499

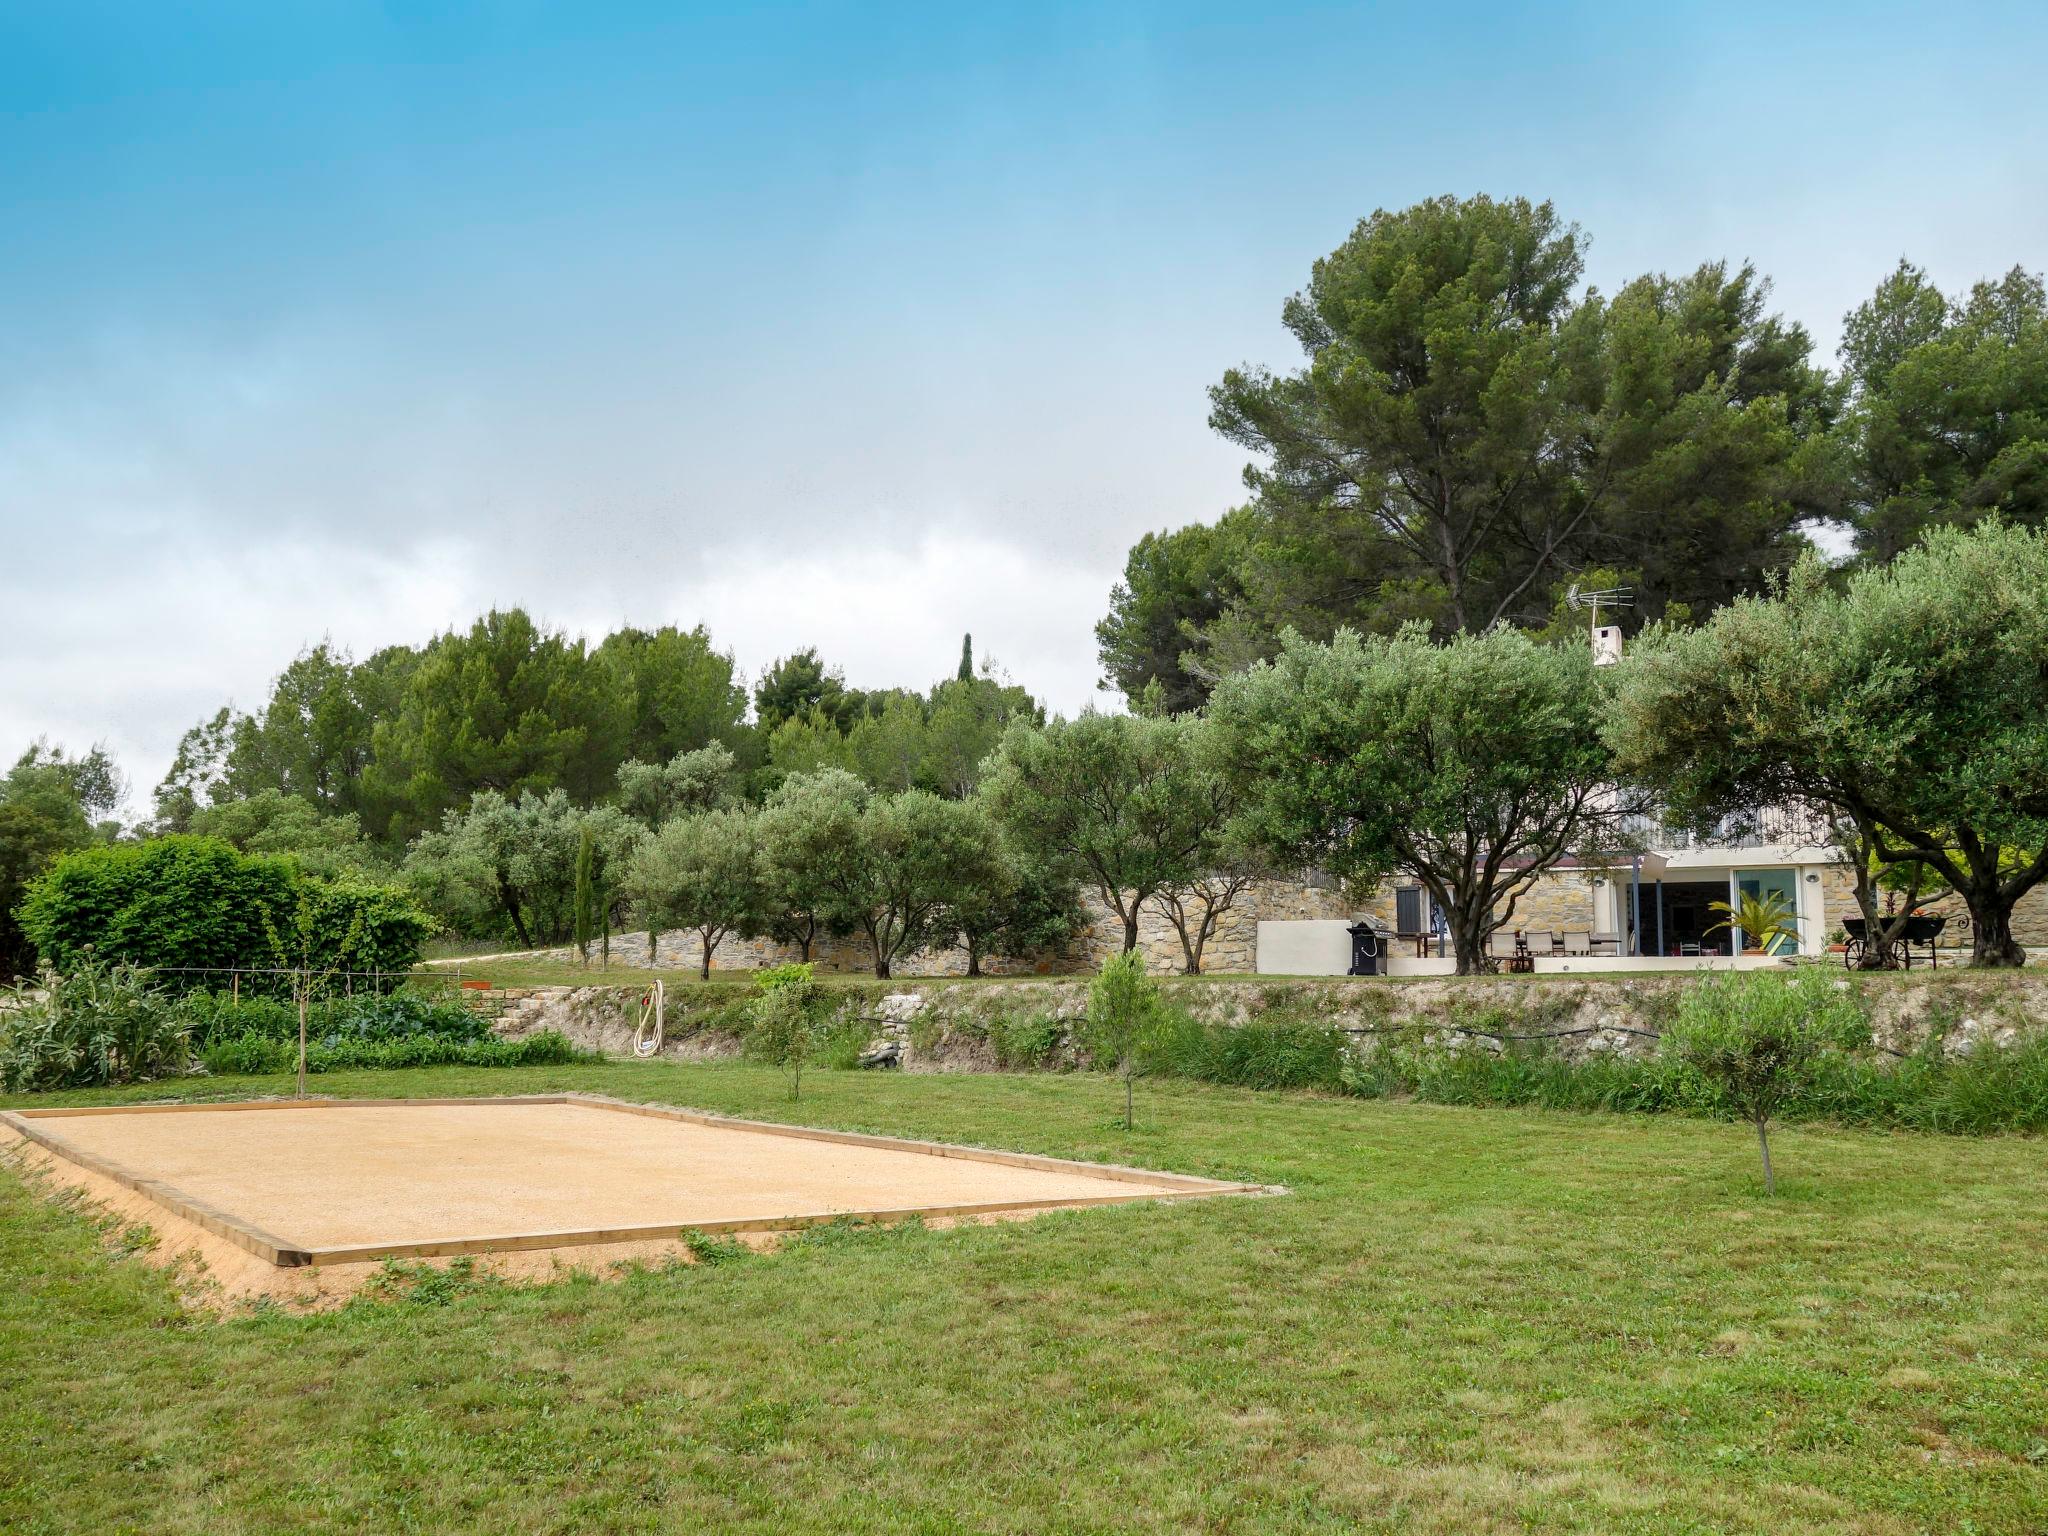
left=18, top=835, right=434, bottom=986
left=174, top=989, right=487, bottom=1048
left=200, top=1029, right=590, bottom=1075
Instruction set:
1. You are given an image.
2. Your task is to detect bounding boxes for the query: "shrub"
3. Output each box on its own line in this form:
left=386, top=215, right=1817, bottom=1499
left=0, top=956, right=193, bottom=1092
left=746, top=963, right=824, bottom=1098
left=1187, top=1013, right=1348, bottom=1092
left=1659, top=970, right=1868, bottom=1193
left=1084, top=950, right=1169, bottom=1129
left=988, top=1010, right=1069, bottom=1071
left=175, top=989, right=485, bottom=1048
left=200, top=1028, right=587, bottom=1075
left=18, top=836, right=434, bottom=987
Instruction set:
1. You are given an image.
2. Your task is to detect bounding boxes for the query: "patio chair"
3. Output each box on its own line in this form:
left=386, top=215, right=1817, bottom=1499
left=1523, top=930, right=1555, bottom=956
left=1486, top=930, right=1520, bottom=960
left=1561, top=930, right=1592, bottom=955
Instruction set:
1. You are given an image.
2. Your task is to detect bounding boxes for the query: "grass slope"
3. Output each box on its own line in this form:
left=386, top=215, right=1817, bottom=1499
left=3, top=1063, right=2045, bottom=1534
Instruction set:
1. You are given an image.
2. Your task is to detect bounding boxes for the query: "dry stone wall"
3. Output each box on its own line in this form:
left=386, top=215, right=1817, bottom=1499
left=535, top=866, right=2048, bottom=978
left=494, top=968, right=2048, bottom=1069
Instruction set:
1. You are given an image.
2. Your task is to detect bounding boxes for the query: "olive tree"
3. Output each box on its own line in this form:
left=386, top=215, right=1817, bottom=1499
left=1083, top=949, right=1169, bottom=1130
left=1207, top=624, right=1623, bottom=975
left=979, top=712, right=1218, bottom=953
left=755, top=769, right=868, bottom=961
left=1149, top=720, right=1271, bottom=974
left=1605, top=523, right=2048, bottom=966
left=625, top=807, right=763, bottom=979
left=833, top=790, right=1004, bottom=979
left=939, top=834, right=1085, bottom=977
left=616, top=742, right=738, bottom=825
left=1662, top=971, right=1866, bottom=1195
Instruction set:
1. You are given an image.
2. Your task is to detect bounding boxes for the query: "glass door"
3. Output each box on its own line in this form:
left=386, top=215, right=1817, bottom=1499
left=1732, top=868, right=1800, bottom=955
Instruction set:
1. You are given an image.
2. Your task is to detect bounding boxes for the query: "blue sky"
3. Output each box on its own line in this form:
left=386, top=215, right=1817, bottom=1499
left=3, top=1, right=2044, bottom=804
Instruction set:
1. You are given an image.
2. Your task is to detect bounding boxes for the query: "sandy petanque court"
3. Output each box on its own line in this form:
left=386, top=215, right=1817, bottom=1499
left=0, top=1095, right=1266, bottom=1307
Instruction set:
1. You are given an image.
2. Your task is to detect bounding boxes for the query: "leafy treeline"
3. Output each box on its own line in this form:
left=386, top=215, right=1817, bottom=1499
left=154, top=615, right=750, bottom=846
left=121, top=620, right=1052, bottom=962
left=153, top=619, right=1038, bottom=855
left=1099, top=194, right=2048, bottom=710
left=0, top=743, right=128, bottom=975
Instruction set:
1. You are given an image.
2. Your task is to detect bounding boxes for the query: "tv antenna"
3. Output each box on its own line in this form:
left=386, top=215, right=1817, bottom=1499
left=1566, top=582, right=1635, bottom=637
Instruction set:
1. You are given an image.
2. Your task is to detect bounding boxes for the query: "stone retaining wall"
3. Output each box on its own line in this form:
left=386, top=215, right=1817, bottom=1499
left=492, top=968, right=2048, bottom=1070
left=531, top=866, right=2048, bottom=980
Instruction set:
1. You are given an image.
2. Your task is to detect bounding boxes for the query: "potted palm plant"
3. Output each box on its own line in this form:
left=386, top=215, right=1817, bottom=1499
left=1706, top=889, right=1800, bottom=956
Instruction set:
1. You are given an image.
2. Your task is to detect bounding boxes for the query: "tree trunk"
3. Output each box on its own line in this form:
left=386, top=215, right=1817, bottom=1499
left=1967, top=889, right=2026, bottom=966
left=1445, top=906, right=1488, bottom=976
left=965, top=945, right=982, bottom=978
left=874, top=955, right=892, bottom=979
left=1121, top=907, right=1140, bottom=955
left=497, top=872, right=532, bottom=950
left=698, top=931, right=714, bottom=981
left=1754, top=1117, right=1776, bottom=1196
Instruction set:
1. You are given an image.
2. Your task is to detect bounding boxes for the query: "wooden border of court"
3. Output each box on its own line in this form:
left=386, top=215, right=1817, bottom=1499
left=1, top=1094, right=1282, bottom=1269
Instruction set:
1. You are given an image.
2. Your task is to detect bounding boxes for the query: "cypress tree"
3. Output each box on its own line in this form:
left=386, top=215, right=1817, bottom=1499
left=573, top=823, right=596, bottom=964
left=957, top=633, right=973, bottom=682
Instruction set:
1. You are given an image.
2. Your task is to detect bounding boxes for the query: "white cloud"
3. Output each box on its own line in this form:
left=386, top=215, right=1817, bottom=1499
left=0, top=517, right=1122, bottom=816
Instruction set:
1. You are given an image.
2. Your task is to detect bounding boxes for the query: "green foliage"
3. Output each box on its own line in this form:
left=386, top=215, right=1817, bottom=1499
left=616, top=743, right=738, bottom=825
left=1841, top=261, right=2048, bottom=562
left=986, top=1011, right=1069, bottom=1071
left=838, top=791, right=1006, bottom=979
left=593, top=624, right=750, bottom=768
left=754, top=649, right=859, bottom=734
left=1661, top=971, right=1868, bottom=1192
left=1707, top=890, right=1800, bottom=955
left=1083, top=950, right=1169, bottom=1127
left=188, top=790, right=385, bottom=879
left=941, top=842, right=1085, bottom=976
left=1606, top=522, right=2048, bottom=964
left=1193, top=194, right=1834, bottom=676
left=200, top=1028, right=586, bottom=1076
left=176, top=988, right=487, bottom=1048
left=1208, top=624, right=1617, bottom=973
left=980, top=712, right=1217, bottom=953
left=746, top=962, right=825, bottom=1097
left=17, top=836, right=433, bottom=988
left=1095, top=511, right=1255, bottom=712
left=755, top=770, right=867, bottom=960
left=626, top=807, right=765, bottom=978
left=211, top=642, right=410, bottom=827
left=0, top=746, right=101, bottom=975
left=0, top=955, right=192, bottom=1092
left=405, top=791, right=637, bottom=949
left=572, top=824, right=597, bottom=962
left=366, top=609, right=633, bottom=842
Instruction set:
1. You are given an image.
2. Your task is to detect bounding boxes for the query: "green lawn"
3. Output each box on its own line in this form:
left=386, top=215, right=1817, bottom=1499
left=4, top=1064, right=2045, bottom=1534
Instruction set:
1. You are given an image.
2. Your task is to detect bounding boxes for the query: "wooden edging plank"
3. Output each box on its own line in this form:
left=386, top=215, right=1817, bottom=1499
left=0, top=1110, right=314, bottom=1267
left=302, top=1186, right=1237, bottom=1266
left=8, top=1094, right=572, bottom=1120
left=559, top=1092, right=1276, bottom=1196
left=3, top=1092, right=1282, bottom=1272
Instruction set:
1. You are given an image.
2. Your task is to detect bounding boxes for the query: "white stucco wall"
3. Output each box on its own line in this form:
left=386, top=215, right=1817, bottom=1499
left=1255, top=920, right=1357, bottom=976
